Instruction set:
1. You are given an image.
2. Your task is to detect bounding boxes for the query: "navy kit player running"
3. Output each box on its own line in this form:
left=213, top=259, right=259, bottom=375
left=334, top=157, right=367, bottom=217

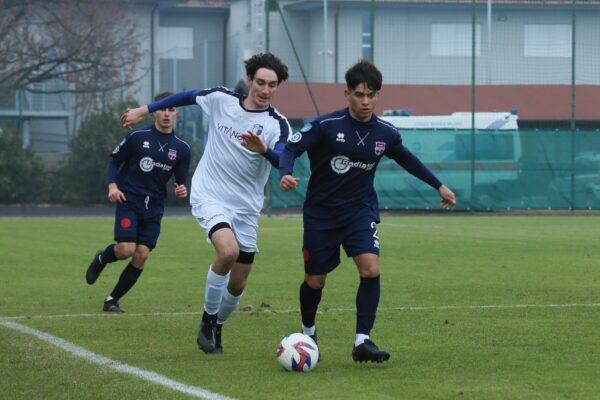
left=86, top=91, right=191, bottom=313
left=121, top=53, right=291, bottom=353
left=279, top=60, right=456, bottom=363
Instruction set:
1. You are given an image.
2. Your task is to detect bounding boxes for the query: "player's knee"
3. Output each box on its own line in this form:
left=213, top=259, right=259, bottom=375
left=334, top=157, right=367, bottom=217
left=116, top=242, right=136, bottom=259
left=216, top=247, right=239, bottom=266
left=305, top=275, right=325, bottom=290
left=359, top=264, right=380, bottom=278
left=227, top=280, right=246, bottom=296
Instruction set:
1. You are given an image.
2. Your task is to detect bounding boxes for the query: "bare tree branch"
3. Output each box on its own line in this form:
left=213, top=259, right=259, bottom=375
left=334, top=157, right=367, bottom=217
left=0, top=0, right=145, bottom=98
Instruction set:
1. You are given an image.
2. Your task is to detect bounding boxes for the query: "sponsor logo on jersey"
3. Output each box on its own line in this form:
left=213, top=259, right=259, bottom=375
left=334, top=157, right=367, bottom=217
left=336, top=132, right=345, bottom=142
left=374, top=141, right=386, bottom=156
left=143, top=141, right=150, bottom=149
left=139, top=156, right=173, bottom=173
left=217, top=123, right=245, bottom=143
left=290, top=132, right=302, bottom=143
left=168, top=149, right=177, bottom=160
left=330, top=155, right=375, bottom=174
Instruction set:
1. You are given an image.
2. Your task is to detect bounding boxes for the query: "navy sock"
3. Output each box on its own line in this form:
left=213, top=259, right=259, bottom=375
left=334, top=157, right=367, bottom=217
left=108, top=262, right=143, bottom=302
left=356, top=275, right=380, bottom=335
left=100, top=244, right=118, bottom=264
left=300, top=281, right=322, bottom=327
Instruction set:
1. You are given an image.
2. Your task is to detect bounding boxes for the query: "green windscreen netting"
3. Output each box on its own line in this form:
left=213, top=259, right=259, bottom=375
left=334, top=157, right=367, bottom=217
left=267, top=129, right=600, bottom=211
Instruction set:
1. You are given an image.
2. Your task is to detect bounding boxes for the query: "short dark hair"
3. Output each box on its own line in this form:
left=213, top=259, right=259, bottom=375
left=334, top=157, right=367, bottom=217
left=345, top=60, right=382, bottom=92
left=244, top=53, right=289, bottom=84
left=154, top=91, right=173, bottom=101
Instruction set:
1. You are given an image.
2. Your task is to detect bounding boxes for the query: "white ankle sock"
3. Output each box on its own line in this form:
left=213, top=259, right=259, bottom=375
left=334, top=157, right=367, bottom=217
left=355, top=334, right=370, bottom=347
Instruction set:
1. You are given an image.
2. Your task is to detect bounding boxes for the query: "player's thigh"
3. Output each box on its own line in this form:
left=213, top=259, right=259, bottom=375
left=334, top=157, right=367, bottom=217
left=137, top=212, right=163, bottom=250
left=114, top=201, right=140, bottom=243
left=342, top=215, right=380, bottom=258
left=303, top=225, right=344, bottom=275
left=192, top=201, right=232, bottom=241
left=231, top=212, right=260, bottom=253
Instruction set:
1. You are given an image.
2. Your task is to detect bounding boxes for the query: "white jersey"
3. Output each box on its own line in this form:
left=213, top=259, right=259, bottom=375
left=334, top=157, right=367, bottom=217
left=190, top=87, right=291, bottom=214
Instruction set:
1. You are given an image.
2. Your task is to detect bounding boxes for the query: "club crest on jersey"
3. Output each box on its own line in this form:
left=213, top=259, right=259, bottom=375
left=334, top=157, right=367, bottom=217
left=289, top=132, right=303, bottom=143
left=252, top=124, right=264, bottom=136
left=374, top=141, right=386, bottom=156
left=168, top=148, right=177, bottom=160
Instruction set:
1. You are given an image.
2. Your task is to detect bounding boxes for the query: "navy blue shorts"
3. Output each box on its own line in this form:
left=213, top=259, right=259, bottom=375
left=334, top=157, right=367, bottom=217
left=114, top=195, right=164, bottom=249
left=302, top=213, right=380, bottom=275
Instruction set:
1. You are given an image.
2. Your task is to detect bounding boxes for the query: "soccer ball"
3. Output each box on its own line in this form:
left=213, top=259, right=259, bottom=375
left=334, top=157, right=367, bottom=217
left=276, top=333, right=319, bottom=372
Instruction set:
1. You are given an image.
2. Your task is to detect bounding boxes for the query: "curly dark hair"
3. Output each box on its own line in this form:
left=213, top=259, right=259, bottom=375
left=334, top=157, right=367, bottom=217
left=345, top=60, right=382, bottom=92
left=244, top=53, right=289, bottom=84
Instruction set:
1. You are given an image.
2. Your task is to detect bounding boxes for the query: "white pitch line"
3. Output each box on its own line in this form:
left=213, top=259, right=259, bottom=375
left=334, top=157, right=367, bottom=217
left=1, top=302, right=600, bottom=322
left=0, top=321, right=236, bottom=400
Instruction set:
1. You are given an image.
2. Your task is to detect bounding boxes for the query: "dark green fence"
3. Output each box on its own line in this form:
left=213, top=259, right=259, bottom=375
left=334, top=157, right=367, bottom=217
left=268, top=129, right=600, bottom=211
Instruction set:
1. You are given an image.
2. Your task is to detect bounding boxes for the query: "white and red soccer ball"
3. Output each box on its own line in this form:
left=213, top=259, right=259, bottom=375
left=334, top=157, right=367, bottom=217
left=276, top=333, right=319, bottom=372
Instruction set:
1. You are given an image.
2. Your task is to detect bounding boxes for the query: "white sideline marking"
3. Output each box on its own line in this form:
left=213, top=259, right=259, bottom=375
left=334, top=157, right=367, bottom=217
left=0, top=321, right=235, bottom=400
left=1, top=303, right=599, bottom=321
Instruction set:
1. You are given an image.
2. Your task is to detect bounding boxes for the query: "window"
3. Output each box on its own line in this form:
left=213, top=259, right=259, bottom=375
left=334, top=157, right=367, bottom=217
left=524, top=24, right=571, bottom=58
left=158, top=27, right=194, bottom=60
left=362, top=13, right=372, bottom=60
left=431, top=23, right=480, bottom=57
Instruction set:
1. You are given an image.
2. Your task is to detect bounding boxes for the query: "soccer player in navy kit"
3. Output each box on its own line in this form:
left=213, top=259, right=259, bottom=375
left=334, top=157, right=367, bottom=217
left=86, top=91, right=191, bottom=313
left=279, top=60, right=456, bottom=363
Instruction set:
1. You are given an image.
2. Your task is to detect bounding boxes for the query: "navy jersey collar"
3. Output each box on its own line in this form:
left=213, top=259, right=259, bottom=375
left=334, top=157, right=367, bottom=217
left=345, top=108, right=377, bottom=127
left=240, top=96, right=272, bottom=113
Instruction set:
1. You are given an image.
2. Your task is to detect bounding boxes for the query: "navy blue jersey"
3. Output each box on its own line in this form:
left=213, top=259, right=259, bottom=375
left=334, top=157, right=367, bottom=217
left=107, top=125, right=191, bottom=200
left=279, top=108, right=441, bottom=227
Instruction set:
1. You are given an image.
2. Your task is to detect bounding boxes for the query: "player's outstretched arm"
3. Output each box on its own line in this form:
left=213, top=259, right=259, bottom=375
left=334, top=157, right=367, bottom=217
left=438, top=184, right=456, bottom=209
left=279, top=174, right=300, bottom=192
left=121, top=106, right=149, bottom=130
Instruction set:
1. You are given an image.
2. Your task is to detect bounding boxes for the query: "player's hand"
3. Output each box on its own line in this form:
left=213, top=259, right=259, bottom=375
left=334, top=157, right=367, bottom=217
left=174, top=183, right=187, bottom=199
left=438, top=184, right=456, bottom=209
left=240, top=130, right=267, bottom=154
left=108, top=184, right=126, bottom=203
left=121, top=106, right=149, bottom=130
left=279, top=174, right=300, bottom=192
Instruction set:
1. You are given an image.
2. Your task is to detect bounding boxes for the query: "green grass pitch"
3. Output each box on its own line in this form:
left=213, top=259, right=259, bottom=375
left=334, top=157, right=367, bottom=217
left=1, top=214, right=599, bottom=399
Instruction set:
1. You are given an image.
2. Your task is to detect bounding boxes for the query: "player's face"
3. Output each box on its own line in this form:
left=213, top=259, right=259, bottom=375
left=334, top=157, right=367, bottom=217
left=245, top=68, right=279, bottom=110
left=345, top=83, right=379, bottom=122
left=154, top=107, right=178, bottom=133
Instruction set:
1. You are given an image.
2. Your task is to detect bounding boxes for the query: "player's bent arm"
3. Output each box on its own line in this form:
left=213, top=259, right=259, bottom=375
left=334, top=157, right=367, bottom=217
left=391, top=145, right=442, bottom=190
left=147, top=90, right=201, bottom=112
left=262, top=142, right=285, bottom=168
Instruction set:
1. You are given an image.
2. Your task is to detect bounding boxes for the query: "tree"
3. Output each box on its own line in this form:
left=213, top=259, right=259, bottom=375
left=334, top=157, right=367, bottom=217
left=0, top=0, right=144, bottom=99
left=59, top=99, right=150, bottom=205
left=0, top=125, right=48, bottom=203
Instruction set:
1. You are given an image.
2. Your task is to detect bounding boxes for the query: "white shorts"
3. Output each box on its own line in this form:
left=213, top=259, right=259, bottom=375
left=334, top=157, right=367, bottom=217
left=191, top=201, right=260, bottom=253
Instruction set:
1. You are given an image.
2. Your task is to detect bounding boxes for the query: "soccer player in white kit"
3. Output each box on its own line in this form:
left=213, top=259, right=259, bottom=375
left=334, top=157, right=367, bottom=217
left=121, top=53, right=291, bottom=354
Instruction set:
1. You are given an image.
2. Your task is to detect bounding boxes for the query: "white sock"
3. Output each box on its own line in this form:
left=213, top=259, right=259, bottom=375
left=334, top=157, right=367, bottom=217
left=203, top=266, right=230, bottom=314
left=355, top=334, right=370, bottom=347
left=302, top=324, right=316, bottom=336
left=217, top=290, right=243, bottom=324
